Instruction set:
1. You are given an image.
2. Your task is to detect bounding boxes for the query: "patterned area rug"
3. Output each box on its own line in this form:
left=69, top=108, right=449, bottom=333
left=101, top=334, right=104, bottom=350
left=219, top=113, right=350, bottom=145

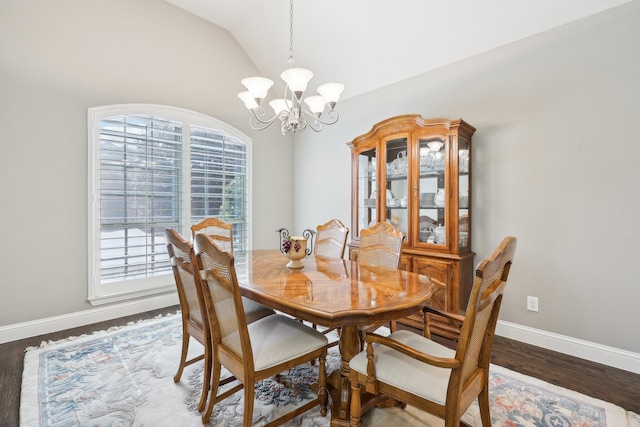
left=21, top=314, right=639, bottom=426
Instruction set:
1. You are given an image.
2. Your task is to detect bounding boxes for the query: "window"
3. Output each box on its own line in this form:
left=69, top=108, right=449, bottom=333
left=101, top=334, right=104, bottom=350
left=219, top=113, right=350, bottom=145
left=88, top=105, right=252, bottom=305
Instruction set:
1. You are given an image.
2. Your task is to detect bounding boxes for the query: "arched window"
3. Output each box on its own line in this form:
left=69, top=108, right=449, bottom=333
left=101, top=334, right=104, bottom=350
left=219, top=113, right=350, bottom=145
left=87, top=104, right=252, bottom=304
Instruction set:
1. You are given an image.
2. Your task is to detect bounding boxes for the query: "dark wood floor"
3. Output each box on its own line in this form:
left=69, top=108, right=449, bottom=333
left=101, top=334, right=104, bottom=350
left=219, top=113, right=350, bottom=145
left=2, top=305, right=639, bottom=426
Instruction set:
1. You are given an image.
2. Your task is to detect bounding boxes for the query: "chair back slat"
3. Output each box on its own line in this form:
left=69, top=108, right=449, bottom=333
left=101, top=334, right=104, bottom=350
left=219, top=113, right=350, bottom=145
left=177, top=268, right=203, bottom=324
left=192, top=217, right=234, bottom=253
left=358, top=222, right=404, bottom=269
left=165, top=228, right=206, bottom=328
left=459, top=299, right=494, bottom=381
left=315, top=219, right=349, bottom=259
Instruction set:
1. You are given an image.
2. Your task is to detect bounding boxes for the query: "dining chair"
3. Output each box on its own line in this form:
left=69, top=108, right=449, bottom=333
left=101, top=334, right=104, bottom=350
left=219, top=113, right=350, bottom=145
left=164, top=228, right=212, bottom=412
left=164, top=228, right=274, bottom=412
left=349, top=236, right=517, bottom=427
left=194, top=233, right=329, bottom=426
left=314, top=219, right=349, bottom=259
left=307, top=219, right=349, bottom=342
left=191, top=217, right=234, bottom=252
left=357, top=221, right=404, bottom=269
left=192, top=218, right=274, bottom=324
left=357, top=221, right=405, bottom=342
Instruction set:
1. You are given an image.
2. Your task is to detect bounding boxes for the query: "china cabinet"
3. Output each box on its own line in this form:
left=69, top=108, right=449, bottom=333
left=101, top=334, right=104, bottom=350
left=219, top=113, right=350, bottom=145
left=347, top=115, right=475, bottom=337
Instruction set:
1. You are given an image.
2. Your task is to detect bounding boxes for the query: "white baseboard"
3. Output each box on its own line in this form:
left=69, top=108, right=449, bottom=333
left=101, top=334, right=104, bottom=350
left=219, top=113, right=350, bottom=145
left=0, top=293, right=179, bottom=344
left=496, top=320, right=640, bottom=374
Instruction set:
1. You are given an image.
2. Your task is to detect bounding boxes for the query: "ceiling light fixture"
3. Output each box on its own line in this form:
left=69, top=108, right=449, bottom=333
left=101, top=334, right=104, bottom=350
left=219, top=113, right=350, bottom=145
left=237, top=0, right=344, bottom=135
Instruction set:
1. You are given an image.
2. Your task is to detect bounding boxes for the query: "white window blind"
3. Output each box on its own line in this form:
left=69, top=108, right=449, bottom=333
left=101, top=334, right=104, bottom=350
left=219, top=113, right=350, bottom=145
left=99, top=114, right=183, bottom=283
left=190, top=125, right=249, bottom=251
left=88, top=105, right=252, bottom=305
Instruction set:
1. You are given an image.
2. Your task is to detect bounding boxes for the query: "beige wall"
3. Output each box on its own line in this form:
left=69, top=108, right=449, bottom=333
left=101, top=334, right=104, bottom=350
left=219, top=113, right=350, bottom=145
left=0, top=0, right=293, bottom=326
left=294, top=1, right=640, bottom=354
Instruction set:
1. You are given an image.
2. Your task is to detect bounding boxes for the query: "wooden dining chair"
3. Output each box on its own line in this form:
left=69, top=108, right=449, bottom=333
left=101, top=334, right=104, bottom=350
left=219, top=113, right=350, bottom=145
left=191, top=217, right=234, bottom=252
left=194, top=233, right=329, bottom=426
left=165, top=228, right=212, bottom=412
left=165, top=228, right=274, bottom=412
left=357, top=221, right=404, bottom=269
left=349, top=236, right=517, bottom=427
left=357, top=221, right=405, bottom=341
left=314, top=219, right=349, bottom=259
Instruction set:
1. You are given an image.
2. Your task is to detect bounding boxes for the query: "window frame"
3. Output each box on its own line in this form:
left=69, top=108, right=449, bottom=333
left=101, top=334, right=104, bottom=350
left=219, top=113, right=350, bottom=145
left=87, top=104, right=252, bottom=305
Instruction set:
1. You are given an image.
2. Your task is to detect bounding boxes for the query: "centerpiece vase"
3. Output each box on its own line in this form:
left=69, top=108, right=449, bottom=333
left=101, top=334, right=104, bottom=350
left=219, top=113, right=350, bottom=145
left=285, top=236, right=308, bottom=269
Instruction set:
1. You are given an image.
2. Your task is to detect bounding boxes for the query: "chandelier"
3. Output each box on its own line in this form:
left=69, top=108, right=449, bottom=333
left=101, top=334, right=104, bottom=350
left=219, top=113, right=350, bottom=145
left=237, top=0, right=345, bottom=135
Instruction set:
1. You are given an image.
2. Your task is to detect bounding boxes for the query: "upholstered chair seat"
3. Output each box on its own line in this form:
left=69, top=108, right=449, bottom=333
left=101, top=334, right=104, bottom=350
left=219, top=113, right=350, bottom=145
left=248, top=314, right=329, bottom=370
left=350, top=330, right=453, bottom=404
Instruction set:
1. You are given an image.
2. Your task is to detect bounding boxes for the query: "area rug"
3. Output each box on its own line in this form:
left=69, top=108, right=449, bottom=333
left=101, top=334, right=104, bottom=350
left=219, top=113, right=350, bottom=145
left=21, top=313, right=639, bottom=427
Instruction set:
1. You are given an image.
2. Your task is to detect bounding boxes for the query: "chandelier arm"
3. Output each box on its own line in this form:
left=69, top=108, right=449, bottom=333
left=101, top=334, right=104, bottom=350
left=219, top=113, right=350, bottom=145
left=249, top=109, right=280, bottom=130
left=295, top=119, right=308, bottom=132
left=300, top=109, right=340, bottom=127
left=297, top=113, right=322, bottom=132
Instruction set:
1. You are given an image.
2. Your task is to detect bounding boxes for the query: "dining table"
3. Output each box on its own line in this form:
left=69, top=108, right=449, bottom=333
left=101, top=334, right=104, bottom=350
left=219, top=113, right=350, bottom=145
left=232, top=249, right=436, bottom=427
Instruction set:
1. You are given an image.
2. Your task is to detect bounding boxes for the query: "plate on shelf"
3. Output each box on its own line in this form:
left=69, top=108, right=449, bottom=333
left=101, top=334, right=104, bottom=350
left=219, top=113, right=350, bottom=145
left=420, top=215, right=437, bottom=228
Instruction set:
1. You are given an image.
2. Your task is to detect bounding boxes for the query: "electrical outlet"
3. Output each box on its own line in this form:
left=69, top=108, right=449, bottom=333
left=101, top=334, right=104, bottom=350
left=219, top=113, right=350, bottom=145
left=527, top=296, right=539, bottom=312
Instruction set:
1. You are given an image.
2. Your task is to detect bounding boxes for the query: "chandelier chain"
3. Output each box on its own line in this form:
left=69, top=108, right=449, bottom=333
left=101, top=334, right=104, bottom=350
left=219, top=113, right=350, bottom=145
left=288, top=0, right=295, bottom=67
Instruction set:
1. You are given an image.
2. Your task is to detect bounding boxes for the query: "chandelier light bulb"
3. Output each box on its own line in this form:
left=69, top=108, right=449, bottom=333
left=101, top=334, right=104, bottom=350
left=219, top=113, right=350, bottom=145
left=269, top=98, right=293, bottom=116
left=317, top=83, right=345, bottom=108
left=304, top=96, right=326, bottom=116
left=238, top=91, right=259, bottom=110
left=281, top=68, right=313, bottom=98
left=241, top=77, right=274, bottom=102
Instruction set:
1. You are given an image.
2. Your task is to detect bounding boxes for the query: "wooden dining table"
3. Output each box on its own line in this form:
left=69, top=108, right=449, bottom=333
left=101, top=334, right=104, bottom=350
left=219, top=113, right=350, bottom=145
left=232, top=249, right=435, bottom=427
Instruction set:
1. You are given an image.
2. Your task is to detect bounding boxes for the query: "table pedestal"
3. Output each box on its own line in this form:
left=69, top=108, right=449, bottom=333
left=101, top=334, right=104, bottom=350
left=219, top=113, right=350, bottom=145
left=327, top=325, right=394, bottom=426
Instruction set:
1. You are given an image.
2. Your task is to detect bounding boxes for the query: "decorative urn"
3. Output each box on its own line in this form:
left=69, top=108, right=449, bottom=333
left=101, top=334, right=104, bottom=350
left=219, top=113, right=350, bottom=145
left=282, top=236, right=308, bottom=269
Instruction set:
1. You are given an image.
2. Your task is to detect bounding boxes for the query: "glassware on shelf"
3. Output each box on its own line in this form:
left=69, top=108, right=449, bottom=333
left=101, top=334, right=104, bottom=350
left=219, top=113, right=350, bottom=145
left=419, top=140, right=446, bottom=171
left=459, top=149, right=469, bottom=173
left=368, top=158, right=376, bottom=178
left=459, top=192, right=469, bottom=208
left=396, top=150, right=407, bottom=174
left=434, top=189, right=446, bottom=207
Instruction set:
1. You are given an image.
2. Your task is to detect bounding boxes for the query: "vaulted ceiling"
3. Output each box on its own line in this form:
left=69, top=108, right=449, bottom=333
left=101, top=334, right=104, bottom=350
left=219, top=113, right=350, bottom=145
left=165, top=0, right=631, bottom=100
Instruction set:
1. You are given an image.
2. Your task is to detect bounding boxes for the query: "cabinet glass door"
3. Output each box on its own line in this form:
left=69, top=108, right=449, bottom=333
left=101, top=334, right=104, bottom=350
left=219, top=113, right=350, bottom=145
left=357, top=147, right=377, bottom=237
left=417, top=136, right=447, bottom=246
left=458, top=137, right=470, bottom=249
left=384, top=137, right=409, bottom=237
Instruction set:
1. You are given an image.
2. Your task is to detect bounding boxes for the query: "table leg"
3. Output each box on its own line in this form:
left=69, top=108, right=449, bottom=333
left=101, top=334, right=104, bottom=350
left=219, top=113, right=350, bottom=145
left=328, top=324, right=360, bottom=427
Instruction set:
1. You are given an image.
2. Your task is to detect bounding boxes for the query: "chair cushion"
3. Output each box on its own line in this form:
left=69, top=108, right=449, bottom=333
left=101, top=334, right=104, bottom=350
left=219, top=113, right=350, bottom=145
left=242, top=297, right=275, bottom=324
left=349, top=330, right=454, bottom=405
left=249, top=314, right=328, bottom=371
